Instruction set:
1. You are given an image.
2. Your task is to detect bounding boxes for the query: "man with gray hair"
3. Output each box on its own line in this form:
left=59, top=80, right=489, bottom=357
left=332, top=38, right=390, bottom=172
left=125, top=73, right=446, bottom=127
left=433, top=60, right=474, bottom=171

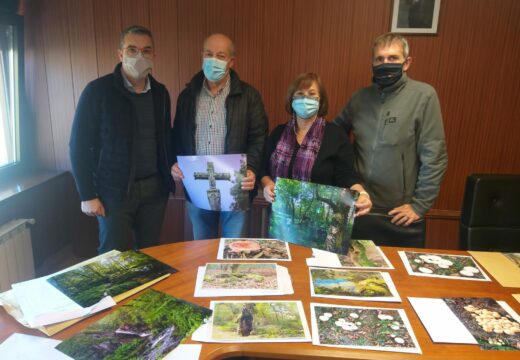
left=334, top=32, right=447, bottom=227
left=171, top=33, right=268, bottom=239
left=70, top=25, right=174, bottom=253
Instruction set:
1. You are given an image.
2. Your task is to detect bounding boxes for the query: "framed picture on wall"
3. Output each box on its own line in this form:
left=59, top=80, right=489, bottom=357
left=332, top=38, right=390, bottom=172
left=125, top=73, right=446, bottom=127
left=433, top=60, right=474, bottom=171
left=391, top=0, right=441, bottom=34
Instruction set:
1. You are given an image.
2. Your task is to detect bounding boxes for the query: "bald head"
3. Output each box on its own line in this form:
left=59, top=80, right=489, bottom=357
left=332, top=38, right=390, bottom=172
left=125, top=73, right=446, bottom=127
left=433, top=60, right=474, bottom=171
left=203, top=33, right=235, bottom=58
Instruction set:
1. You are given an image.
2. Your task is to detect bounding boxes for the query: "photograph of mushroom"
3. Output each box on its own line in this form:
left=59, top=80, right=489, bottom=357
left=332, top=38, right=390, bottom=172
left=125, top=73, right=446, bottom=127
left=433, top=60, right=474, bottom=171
left=217, top=238, right=291, bottom=261
left=398, top=251, right=491, bottom=281
left=309, top=268, right=400, bottom=302
left=310, top=303, right=421, bottom=353
left=210, top=300, right=310, bottom=342
left=443, top=297, right=520, bottom=351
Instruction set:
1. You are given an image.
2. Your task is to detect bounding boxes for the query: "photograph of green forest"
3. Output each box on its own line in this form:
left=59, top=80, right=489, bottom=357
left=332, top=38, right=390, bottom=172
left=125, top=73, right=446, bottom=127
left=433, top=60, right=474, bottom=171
left=56, top=290, right=211, bottom=360
left=211, top=301, right=308, bottom=341
left=270, top=178, right=357, bottom=254
left=47, top=251, right=175, bottom=307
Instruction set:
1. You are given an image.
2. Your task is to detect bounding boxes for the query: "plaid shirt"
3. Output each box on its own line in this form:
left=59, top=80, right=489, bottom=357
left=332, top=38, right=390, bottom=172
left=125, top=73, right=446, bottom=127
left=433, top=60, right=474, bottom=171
left=195, top=78, right=230, bottom=155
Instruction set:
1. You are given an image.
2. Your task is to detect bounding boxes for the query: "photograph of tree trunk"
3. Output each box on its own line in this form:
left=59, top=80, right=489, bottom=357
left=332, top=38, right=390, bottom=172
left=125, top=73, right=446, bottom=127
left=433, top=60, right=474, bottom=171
left=56, top=290, right=212, bottom=360
left=270, top=178, right=357, bottom=255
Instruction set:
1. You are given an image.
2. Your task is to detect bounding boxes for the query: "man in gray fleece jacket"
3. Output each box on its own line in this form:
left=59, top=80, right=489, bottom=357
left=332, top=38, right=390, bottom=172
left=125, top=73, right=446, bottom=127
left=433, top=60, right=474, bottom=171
left=334, top=33, right=447, bottom=226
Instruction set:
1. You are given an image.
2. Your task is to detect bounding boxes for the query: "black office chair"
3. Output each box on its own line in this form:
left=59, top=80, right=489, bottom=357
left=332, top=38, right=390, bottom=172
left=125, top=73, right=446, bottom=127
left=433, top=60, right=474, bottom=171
left=459, top=174, right=520, bottom=251
left=351, top=208, right=426, bottom=248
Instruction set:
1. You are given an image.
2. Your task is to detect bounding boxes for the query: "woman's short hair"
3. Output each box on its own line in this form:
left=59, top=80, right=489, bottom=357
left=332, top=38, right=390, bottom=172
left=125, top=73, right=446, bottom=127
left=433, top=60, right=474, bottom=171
left=285, top=72, right=329, bottom=117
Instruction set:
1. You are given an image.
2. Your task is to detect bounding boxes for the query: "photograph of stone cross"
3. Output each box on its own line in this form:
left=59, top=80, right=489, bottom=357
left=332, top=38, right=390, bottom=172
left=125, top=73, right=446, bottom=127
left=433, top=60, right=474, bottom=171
left=194, top=162, right=232, bottom=211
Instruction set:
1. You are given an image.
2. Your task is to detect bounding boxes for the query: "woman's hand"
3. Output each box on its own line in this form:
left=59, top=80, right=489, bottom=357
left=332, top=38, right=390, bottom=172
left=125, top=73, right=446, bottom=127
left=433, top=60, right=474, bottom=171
left=263, top=183, right=276, bottom=203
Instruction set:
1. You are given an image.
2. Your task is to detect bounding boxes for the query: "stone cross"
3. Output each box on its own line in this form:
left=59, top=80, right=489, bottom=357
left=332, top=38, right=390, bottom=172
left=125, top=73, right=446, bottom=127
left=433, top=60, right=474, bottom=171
left=194, top=162, right=231, bottom=211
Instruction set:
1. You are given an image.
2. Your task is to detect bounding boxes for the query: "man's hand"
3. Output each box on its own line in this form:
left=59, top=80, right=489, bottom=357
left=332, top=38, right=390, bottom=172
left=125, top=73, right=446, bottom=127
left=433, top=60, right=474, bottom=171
left=388, top=204, right=420, bottom=226
left=355, top=193, right=372, bottom=217
left=81, top=198, right=105, bottom=217
left=171, top=162, right=184, bottom=181
left=241, top=170, right=256, bottom=191
left=263, top=183, right=275, bottom=203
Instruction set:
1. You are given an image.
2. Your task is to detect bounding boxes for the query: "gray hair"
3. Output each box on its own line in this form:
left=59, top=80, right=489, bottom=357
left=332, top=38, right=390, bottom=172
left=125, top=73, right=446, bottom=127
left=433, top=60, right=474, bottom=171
left=372, top=32, right=409, bottom=58
left=119, top=25, right=154, bottom=49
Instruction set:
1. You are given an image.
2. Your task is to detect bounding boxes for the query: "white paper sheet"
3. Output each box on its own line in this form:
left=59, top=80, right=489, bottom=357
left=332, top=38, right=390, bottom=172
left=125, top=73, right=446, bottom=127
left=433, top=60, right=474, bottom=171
left=192, top=300, right=311, bottom=343
left=217, top=238, right=292, bottom=261
left=6, top=251, right=120, bottom=327
left=308, top=267, right=401, bottom=302
left=310, top=303, right=421, bottom=354
left=194, top=263, right=293, bottom=297
left=408, top=297, right=478, bottom=344
left=0, top=333, right=71, bottom=360
left=306, top=246, right=394, bottom=269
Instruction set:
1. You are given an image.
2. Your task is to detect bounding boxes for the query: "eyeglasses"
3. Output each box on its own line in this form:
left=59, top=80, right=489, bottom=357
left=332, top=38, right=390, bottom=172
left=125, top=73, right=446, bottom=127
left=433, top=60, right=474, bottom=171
left=124, top=46, right=154, bottom=59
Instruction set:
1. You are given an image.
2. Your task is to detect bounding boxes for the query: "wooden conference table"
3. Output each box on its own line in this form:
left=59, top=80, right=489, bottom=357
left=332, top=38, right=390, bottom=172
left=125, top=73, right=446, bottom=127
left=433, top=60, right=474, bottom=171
left=1, top=240, right=519, bottom=360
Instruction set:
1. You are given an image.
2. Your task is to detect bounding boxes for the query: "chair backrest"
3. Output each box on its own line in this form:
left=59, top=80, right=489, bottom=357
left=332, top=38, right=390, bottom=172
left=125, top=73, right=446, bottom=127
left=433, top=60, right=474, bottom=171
left=351, top=209, right=426, bottom=248
left=459, top=174, right=520, bottom=251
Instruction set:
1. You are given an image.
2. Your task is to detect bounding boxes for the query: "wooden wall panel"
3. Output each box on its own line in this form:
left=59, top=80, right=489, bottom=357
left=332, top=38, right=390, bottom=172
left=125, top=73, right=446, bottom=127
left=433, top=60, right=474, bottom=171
left=23, top=0, right=54, bottom=170
left=93, top=0, right=121, bottom=76
left=66, top=0, right=98, bottom=107
left=149, top=0, right=179, bottom=117
left=23, top=0, right=520, bottom=249
left=121, top=0, right=150, bottom=29
left=40, top=0, right=75, bottom=171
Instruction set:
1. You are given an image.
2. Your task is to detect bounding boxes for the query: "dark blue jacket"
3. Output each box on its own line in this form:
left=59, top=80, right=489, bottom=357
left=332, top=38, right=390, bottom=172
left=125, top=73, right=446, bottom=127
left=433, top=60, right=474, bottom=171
left=172, top=70, right=268, bottom=176
left=69, top=63, right=175, bottom=201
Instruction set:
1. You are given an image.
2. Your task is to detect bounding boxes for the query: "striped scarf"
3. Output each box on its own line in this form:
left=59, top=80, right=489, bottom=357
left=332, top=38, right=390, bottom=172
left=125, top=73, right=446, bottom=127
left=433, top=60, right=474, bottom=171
left=270, top=116, right=326, bottom=181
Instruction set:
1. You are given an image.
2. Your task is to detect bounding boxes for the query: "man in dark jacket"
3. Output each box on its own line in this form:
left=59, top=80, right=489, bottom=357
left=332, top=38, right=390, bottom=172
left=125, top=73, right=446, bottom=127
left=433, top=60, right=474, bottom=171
left=69, top=25, right=174, bottom=253
left=171, top=33, right=268, bottom=239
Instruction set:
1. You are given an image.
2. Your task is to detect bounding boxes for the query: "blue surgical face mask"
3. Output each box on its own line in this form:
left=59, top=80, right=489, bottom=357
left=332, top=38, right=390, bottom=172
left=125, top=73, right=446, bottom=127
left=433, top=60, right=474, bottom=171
left=202, top=57, right=228, bottom=82
left=291, top=97, right=320, bottom=119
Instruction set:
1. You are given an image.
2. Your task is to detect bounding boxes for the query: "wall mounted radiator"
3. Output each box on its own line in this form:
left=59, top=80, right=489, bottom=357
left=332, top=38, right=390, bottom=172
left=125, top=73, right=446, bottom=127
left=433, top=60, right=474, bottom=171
left=0, top=219, right=35, bottom=292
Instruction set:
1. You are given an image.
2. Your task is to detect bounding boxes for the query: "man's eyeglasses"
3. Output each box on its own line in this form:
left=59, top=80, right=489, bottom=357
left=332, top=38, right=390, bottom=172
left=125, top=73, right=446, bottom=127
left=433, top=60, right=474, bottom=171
left=124, top=46, right=154, bottom=59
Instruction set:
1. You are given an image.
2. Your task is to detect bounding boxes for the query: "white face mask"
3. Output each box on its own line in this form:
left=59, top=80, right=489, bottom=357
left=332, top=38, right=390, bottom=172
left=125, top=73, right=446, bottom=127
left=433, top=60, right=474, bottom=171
left=122, top=54, right=152, bottom=80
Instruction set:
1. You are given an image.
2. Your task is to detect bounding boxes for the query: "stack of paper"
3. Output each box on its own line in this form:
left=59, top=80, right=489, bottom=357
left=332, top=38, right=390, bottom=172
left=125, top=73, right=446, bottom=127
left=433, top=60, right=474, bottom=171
left=306, top=240, right=393, bottom=269
left=0, top=250, right=176, bottom=335
left=410, top=297, right=520, bottom=351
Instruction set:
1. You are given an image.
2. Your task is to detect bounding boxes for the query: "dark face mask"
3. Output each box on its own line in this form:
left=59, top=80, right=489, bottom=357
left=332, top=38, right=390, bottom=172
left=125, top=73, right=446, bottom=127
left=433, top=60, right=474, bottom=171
left=372, top=63, right=404, bottom=88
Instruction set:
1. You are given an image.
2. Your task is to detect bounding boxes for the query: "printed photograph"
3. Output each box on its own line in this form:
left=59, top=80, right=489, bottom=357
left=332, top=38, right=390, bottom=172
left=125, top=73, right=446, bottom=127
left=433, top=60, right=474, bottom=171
left=312, top=304, right=420, bottom=353
left=400, top=251, right=489, bottom=280
left=56, top=290, right=212, bottom=360
left=202, top=263, right=278, bottom=290
left=47, top=251, right=176, bottom=307
left=443, top=297, right=520, bottom=351
left=270, top=178, right=357, bottom=255
left=310, top=268, right=398, bottom=301
left=391, top=0, right=441, bottom=34
left=177, top=154, right=248, bottom=211
left=504, top=253, right=520, bottom=268
left=211, top=301, right=308, bottom=342
left=219, top=238, right=291, bottom=260
left=338, top=240, right=392, bottom=268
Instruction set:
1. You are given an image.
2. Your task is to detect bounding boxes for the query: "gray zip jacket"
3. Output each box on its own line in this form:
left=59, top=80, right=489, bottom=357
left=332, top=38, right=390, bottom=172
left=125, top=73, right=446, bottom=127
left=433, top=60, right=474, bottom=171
left=334, top=74, right=448, bottom=217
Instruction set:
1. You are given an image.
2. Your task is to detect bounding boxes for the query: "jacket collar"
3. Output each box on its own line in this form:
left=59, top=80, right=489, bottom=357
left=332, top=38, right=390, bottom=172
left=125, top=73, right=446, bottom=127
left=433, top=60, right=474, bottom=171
left=373, top=72, right=408, bottom=95
left=187, top=69, right=243, bottom=96
left=112, top=63, right=158, bottom=93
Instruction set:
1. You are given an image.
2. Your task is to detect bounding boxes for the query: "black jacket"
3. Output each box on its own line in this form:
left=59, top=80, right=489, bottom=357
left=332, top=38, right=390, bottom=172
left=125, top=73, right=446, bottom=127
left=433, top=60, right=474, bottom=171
left=260, top=121, right=362, bottom=188
left=172, top=70, right=268, bottom=175
left=69, top=63, right=175, bottom=201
